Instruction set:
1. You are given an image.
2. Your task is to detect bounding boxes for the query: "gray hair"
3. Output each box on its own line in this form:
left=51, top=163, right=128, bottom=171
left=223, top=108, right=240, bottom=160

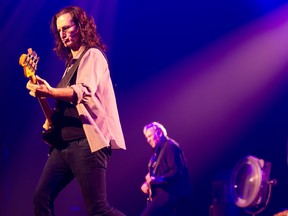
left=143, top=121, right=167, bottom=136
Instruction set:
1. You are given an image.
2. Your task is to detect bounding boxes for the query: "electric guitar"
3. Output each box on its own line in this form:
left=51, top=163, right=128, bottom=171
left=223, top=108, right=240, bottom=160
left=146, top=158, right=156, bottom=204
left=19, top=48, right=61, bottom=147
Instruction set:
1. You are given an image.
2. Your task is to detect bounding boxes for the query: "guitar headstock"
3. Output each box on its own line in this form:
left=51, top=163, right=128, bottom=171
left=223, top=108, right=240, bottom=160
left=19, top=48, right=40, bottom=82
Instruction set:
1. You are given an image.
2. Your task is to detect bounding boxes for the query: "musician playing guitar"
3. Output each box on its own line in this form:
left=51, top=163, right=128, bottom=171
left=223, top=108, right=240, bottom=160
left=140, top=122, right=192, bottom=216
left=141, top=153, right=157, bottom=204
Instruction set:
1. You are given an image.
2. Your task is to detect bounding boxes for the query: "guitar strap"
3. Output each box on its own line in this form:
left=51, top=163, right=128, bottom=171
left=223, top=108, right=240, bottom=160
left=56, top=46, right=90, bottom=88
left=152, top=141, right=168, bottom=174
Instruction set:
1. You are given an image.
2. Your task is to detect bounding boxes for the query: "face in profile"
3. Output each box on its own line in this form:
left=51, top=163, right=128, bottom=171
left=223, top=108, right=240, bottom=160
left=144, top=127, right=162, bottom=148
left=56, top=13, right=80, bottom=49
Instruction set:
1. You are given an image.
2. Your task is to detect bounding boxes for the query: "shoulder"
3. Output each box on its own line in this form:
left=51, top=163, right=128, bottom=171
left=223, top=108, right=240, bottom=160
left=82, top=47, right=108, bottom=63
left=88, top=47, right=106, bottom=56
left=167, top=138, right=180, bottom=147
left=165, top=139, right=181, bottom=152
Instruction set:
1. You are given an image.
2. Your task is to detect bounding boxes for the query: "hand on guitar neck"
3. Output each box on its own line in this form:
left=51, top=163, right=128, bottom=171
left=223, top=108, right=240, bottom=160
left=26, top=75, right=54, bottom=130
left=19, top=48, right=56, bottom=145
left=145, top=173, right=155, bottom=184
left=19, top=48, right=53, bottom=129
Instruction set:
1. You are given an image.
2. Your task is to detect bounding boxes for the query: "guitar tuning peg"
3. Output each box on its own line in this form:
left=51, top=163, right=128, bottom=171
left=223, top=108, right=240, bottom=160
left=35, top=56, right=40, bottom=64
left=32, top=51, right=37, bottom=58
left=27, top=48, right=33, bottom=54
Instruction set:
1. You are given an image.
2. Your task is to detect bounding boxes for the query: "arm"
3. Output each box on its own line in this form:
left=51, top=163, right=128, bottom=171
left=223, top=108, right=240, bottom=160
left=26, top=49, right=107, bottom=104
left=26, top=75, right=75, bottom=102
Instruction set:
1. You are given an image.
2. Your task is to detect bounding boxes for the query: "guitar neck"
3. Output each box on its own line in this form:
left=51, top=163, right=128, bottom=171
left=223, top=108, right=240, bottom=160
left=29, top=75, right=52, bottom=125
left=37, top=97, right=52, bottom=124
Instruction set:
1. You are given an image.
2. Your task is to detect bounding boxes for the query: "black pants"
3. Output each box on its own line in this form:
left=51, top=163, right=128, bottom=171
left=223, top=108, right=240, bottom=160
left=141, top=189, right=180, bottom=216
left=33, top=138, right=125, bottom=216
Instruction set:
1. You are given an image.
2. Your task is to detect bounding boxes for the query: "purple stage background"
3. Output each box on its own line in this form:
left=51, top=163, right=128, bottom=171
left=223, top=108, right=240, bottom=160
left=1, top=0, right=288, bottom=215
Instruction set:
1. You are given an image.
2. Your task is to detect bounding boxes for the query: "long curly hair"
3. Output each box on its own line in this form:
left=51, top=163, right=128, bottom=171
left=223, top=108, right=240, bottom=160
left=50, top=6, right=106, bottom=65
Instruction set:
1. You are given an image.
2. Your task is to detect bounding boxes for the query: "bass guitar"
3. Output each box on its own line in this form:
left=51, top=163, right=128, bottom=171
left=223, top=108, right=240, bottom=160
left=19, top=48, right=61, bottom=147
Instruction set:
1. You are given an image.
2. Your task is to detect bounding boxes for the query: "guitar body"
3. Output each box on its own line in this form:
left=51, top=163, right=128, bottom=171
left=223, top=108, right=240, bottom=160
left=41, top=107, right=65, bottom=147
left=42, top=126, right=63, bottom=147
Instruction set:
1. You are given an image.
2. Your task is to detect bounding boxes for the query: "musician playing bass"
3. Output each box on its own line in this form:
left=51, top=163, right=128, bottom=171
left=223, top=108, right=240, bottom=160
left=25, top=6, right=126, bottom=216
